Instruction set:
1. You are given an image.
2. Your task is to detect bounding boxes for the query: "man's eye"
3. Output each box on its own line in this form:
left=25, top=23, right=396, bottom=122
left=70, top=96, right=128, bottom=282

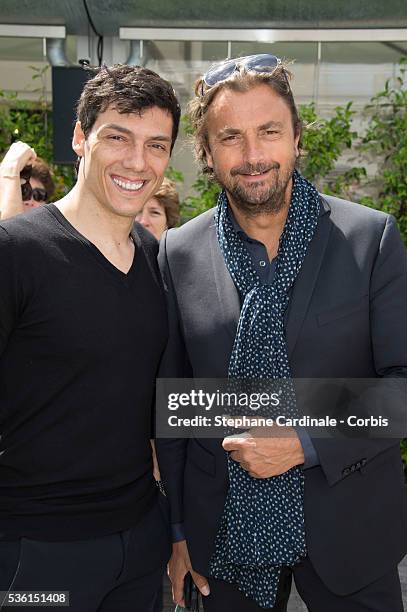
left=265, top=130, right=279, bottom=135
left=108, top=135, right=125, bottom=141
left=151, top=143, right=167, bottom=152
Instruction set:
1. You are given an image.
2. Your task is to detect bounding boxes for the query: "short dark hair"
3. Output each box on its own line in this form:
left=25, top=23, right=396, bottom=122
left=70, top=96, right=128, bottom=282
left=76, top=64, right=181, bottom=152
left=31, top=157, right=55, bottom=199
left=154, top=177, right=180, bottom=228
left=187, top=62, right=302, bottom=177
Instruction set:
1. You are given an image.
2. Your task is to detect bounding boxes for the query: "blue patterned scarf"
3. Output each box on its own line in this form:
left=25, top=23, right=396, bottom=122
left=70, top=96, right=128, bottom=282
left=210, top=170, right=320, bottom=608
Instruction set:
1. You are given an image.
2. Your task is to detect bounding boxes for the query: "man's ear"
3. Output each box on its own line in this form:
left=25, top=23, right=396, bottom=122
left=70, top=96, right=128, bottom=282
left=294, top=131, right=301, bottom=158
left=204, top=144, right=214, bottom=169
left=72, top=121, right=86, bottom=157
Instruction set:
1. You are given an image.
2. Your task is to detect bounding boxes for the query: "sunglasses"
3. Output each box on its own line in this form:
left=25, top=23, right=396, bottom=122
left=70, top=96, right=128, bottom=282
left=201, top=53, right=284, bottom=95
left=20, top=165, right=48, bottom=203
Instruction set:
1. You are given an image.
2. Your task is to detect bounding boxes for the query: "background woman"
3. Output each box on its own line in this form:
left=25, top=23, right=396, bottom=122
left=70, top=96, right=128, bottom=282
left=136, top=176, right=180, bottom=240
left=0, top=141, right=54, bottom=220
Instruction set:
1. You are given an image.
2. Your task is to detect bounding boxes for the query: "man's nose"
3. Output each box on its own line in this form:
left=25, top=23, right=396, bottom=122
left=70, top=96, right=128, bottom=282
left=123, top=144, right=148, bottom=172
left=242, top=136, right=264, bottom=165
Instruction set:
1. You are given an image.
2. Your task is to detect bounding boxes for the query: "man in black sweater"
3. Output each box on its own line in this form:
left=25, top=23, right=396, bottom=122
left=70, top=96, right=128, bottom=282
left=0, top=65, right=180, bottom=611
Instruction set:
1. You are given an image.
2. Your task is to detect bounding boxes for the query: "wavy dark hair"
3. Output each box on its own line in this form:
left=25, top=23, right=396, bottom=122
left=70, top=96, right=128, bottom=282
left=76, top=64, right=181, bottom=152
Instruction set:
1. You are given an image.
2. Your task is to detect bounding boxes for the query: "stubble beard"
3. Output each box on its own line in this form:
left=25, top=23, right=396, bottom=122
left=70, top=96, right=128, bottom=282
left=214, top=158, right=296, bottom=218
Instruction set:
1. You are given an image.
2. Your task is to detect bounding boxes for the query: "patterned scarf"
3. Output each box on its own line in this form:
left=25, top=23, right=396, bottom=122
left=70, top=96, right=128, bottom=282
left=210, top=170, right=320, bottom=608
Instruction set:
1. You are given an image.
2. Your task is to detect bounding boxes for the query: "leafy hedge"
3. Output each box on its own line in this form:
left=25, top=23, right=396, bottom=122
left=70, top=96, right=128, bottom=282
left=0, top=66, right=75, bottom=200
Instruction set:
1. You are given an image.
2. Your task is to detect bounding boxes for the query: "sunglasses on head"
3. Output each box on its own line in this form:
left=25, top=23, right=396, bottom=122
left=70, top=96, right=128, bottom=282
left=201, top=53, right=284, bottom=95
left=20, top=165, right=48, bottom=203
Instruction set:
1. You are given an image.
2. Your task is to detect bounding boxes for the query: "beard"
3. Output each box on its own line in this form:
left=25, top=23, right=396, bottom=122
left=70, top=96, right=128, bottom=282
left=213, top=157, right=296, bottom=217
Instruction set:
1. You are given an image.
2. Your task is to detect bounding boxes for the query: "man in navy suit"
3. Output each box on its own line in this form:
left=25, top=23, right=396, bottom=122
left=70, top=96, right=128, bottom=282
left=156, top=55, right=407, bottom=611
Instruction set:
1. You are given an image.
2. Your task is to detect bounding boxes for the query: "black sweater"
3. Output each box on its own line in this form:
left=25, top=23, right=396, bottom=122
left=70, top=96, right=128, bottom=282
left=0, top=204, right=167, bottom=540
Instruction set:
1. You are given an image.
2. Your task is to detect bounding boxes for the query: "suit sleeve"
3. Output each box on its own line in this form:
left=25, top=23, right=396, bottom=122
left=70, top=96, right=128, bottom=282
left=296, top=426, right=320, bottom=469
left=155, top=229, right=191, bottom=529
left=313, top=214, right=407, bottom=485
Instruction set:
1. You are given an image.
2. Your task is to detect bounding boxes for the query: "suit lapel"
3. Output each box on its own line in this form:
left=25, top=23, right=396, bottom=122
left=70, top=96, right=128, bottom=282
left=207, top=198, right=332, bottom=360
left=209, top=222, right=240, bottom=342
left=286, top=198, right=332, bottom=358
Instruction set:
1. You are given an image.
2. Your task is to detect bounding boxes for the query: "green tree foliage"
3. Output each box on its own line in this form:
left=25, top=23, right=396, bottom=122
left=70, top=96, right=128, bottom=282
left=300, top=102, right=356, bottom=181
left=179, top=115, right=221, bottom=222
left=359, top=58, right=407, bottom=245
left=299, top=101, right=367, bottom=199
left=0, top=66, right=76, bottom=201
left=165, top=165, right=184, bottom=185
left=181, top=175, right=221, bottom=223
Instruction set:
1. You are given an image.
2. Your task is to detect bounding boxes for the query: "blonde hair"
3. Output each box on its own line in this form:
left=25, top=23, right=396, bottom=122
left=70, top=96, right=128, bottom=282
left=154, top=177, right=180, bottom=228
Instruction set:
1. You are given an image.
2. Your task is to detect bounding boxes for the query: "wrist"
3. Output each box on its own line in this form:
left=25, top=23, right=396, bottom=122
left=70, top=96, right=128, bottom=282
left=296, top=447, right=305, bottom=465
left=0, top=161, right=22, bottom=177
left=0, top=172, right=20, bottom=179
left=172, top=539, right=187, bottom=556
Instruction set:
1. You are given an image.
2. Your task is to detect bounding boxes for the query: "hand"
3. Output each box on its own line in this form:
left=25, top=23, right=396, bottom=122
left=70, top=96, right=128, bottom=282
left=168, top=540, right=210, bottom=607
left=222, top=426, right=305, bottom=478
left=0, top=141, right=36, bottom=176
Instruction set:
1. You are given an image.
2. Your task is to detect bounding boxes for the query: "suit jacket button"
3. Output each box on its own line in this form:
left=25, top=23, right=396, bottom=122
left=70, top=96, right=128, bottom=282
left=342, top=467, right=351, bottom=477
left=361, top=458, right=367, bottom=467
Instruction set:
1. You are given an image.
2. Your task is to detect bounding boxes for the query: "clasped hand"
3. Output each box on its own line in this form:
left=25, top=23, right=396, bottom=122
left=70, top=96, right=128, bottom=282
left=222, top=424, right=305, bottom=478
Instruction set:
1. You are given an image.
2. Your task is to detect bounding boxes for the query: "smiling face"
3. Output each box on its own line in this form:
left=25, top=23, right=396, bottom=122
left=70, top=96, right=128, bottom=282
left=135, top=197, right=167, bottom=240
left=73, top=105, right=173, bottom=218
left=205, top=83, right=300, bottom=216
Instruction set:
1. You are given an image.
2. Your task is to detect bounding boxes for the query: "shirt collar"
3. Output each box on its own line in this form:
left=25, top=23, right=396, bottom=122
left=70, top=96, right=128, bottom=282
left=226, top=200, right=251, bottom=242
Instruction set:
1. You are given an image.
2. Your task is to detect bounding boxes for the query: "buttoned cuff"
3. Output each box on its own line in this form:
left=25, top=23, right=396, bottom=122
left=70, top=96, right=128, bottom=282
left=172, top=522, right=186, bottom=543
left=296, top=426, right=320, bottom=469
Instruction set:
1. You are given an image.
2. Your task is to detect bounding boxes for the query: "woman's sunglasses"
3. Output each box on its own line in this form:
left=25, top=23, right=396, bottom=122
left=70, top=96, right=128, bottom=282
left=201, top=53, right=283, bottom=95
left=20, top=165, right=48, bottom=203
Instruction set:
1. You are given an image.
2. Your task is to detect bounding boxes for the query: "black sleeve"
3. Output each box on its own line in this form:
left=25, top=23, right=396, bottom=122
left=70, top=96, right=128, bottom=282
left=0, top=226, right=19, bottom=358
left=155, top=229, right=191, bottom=525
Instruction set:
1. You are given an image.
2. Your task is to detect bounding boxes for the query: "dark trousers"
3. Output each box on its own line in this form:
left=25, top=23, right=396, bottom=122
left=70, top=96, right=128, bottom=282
left=293, top=556, right=404, bottom=612
left=0, top=498, right=171, bottom=612
left=201, top=557, right=404, bottom=612
left=202, top=569, right=292, bottom=611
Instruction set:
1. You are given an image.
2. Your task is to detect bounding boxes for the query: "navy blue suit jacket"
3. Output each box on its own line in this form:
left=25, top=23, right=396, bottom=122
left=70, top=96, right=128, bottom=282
left=156, top=195, right=407, bottom=595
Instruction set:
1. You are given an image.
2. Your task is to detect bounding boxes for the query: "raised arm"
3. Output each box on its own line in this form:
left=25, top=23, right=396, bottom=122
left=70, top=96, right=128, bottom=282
left=0, top=142, right=36, bottom=220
